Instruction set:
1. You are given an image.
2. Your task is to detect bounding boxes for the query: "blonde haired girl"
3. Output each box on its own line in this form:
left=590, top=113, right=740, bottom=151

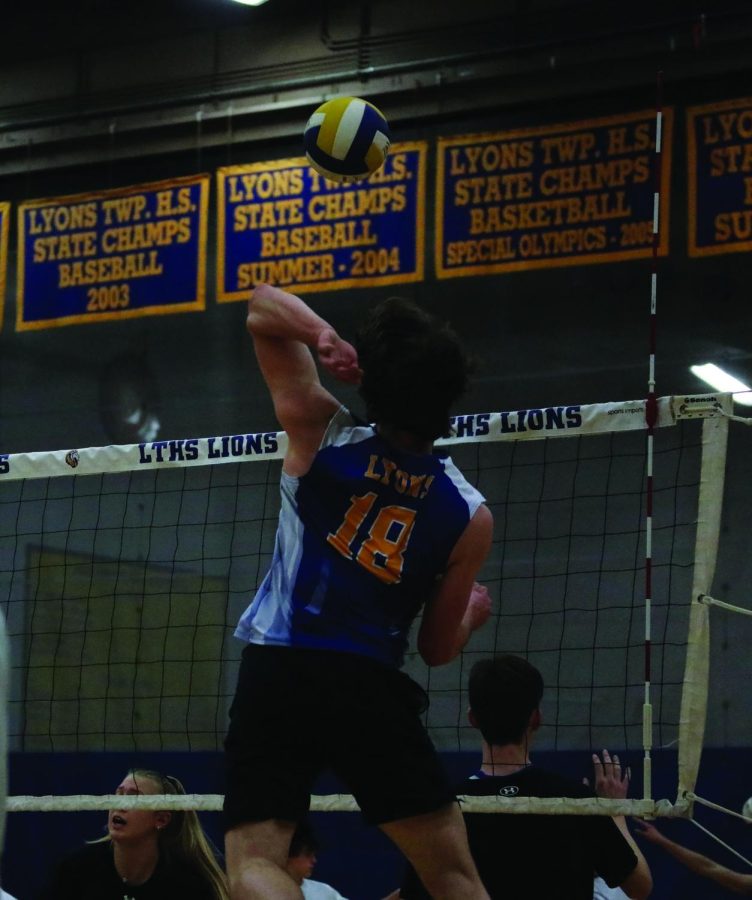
left=39, top=768, right=228, bottom=900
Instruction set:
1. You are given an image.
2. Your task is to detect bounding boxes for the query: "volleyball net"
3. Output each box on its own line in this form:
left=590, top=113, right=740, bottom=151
left=0, top=391, right=740, bottom=817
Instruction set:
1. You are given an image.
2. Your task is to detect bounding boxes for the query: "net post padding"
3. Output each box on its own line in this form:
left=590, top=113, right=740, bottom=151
left=0, top=609, right=7, bottom=865
left=677, top=402, right=732, bottom=810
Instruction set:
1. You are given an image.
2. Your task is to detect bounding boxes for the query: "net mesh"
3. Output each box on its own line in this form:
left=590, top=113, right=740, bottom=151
left=411, top=418, right=699, bottom=755
left=0, top=394, right=730, bottom=814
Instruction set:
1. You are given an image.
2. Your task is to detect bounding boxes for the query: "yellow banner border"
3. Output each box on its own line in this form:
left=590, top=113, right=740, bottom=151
left=16, top=173, right=210, bottom=332
left=687, top=95, right=752, bottom=259
left=216, top=141, right=427, bottom=302
left=434, top=108, right=673, bottom=279
left=0, top=202, right=9, bottom=333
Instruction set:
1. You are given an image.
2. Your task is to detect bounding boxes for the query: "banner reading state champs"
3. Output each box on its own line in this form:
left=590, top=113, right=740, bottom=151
left=436, top=109, right=673, bottom=278
left=216, top=142, right=426, bottom=300
left=0, top=202, right=9, bottom=331
left=17, top=174, right=209, bottom=331
left=687, top=96, right=752, bottom=257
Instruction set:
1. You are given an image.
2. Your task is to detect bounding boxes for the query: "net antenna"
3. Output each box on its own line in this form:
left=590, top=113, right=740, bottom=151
left=641, top=68, right=664, bottom=803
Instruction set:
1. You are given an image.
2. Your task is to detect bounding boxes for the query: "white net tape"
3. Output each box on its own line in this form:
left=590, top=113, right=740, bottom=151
left=0, top=394, right=720, bottom=484
left=6, top=792, right=667, bottom=816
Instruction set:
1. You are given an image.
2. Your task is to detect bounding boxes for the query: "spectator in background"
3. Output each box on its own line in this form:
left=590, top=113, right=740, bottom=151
left=398, top=655, right=652, bottom=899
left=286, top=822, right=349, bottom=900
left=635, top=819, right=752, bottom=894
left=37, top=768, right=228, bottom=900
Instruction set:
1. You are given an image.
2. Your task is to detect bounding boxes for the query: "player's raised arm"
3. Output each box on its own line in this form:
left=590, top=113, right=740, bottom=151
left=246, top=283, right=355, bottom=474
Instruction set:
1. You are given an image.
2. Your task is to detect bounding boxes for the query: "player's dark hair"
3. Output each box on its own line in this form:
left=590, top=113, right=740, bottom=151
left=355, top=297, right=472, bottom=442
left=289, top=820, right=319, bottom=857
left=468, top=655, right=544, bottom=746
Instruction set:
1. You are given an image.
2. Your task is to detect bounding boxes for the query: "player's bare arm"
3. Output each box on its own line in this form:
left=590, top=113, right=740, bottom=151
left=636, top=820, right=751, bottom=895
left=586, top=751, right=652, bottom=899
left=246, top=284, right=358, bottom=475
left=417, top=503, right=493, bottom=665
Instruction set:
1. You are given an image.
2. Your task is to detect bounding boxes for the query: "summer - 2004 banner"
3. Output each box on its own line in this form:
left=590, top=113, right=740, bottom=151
left=216, top=141, right=426, bottom=300
left=0, top=202, right=9, bottom=332
left=17, top=174, right=209, bottom=331
left=687, top=96, right=752, bottom=257
left=436, top=109, right=673, bottom=278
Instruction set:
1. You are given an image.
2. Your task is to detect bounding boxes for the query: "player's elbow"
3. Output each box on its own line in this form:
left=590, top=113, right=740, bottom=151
left=246, top=297, right=262, bottom=335
left=246, top=283, right=273, bottom=334
left=419, top=649, right=451, bottom=667
left=417, top=637, right=457, bottom=667
left=620, top=867, right=653, bottom=899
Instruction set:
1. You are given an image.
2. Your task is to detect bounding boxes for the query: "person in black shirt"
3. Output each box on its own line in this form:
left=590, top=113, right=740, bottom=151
left=398, top=655, right=652, bottom=900
left=38, top=768, right=228, bottom=900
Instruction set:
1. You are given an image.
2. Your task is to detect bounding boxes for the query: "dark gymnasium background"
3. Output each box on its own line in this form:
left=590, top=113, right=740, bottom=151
left=1, top=1, right=752, bottom=897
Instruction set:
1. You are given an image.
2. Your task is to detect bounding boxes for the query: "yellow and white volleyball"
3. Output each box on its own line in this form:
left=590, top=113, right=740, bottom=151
left=303, top=96, right=391, bottom=183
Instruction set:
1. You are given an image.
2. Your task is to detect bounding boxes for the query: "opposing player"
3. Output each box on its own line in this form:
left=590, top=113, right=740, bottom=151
left=399, top=655, right=652, bottom=899
left=224, top=283, right=494, bottom=900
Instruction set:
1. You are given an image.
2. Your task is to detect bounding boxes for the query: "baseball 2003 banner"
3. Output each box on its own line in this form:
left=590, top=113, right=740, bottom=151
left=216, top=141, right=426, bottom=301
left=16, top=174, right=209, bottom=331
left=435, top=109, right=673, bottom=278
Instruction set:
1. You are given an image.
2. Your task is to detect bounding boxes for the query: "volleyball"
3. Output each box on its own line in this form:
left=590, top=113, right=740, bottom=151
left=303, top=97, right=391, bottom=183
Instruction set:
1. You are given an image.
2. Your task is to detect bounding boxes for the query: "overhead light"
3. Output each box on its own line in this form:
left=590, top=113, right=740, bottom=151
left=230, top=0, right=270, bottom=5
left=690, top=363, right=752, bottom=406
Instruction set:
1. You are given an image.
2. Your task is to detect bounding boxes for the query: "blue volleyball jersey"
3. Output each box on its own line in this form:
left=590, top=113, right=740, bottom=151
left=235, top=406, right=485, bottom=667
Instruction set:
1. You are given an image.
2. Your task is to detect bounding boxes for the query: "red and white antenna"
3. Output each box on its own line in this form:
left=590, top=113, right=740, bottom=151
left=643, top=69, right=664, bottom=802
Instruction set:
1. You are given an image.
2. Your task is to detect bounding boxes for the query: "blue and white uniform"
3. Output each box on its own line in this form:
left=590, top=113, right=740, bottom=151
left=236, top=406, right=484, bottom=668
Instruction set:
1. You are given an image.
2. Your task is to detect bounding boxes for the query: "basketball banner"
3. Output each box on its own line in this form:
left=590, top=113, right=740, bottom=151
left=16, top=174, right=209, bottom=331
left=216, top=141, right=426, bottom=301
left=687, top=96, right=752, bottom=257
left=0, top=202, right=9, bottom=332
left=435, top=110, right=673, bottom=278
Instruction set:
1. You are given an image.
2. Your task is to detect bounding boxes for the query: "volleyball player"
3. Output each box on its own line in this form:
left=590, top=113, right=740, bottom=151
left=399, top=655, right=652, bottom=899
left=223, top=283, right=493, bottom=900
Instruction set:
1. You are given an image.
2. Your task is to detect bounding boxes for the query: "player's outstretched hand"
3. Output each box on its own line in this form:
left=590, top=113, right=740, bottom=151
left=317, top=328, right=362, bottom=384
left=585, top=749, right=631, bottom=799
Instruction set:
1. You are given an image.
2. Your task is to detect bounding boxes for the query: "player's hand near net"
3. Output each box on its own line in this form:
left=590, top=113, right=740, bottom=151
left=462, top=583, right=492, bottom=634
left=586, top=749, right=631, bottom=800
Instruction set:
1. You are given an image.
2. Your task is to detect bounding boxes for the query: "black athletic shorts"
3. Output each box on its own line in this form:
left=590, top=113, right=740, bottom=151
left=223, top=643, right=455, bottom=830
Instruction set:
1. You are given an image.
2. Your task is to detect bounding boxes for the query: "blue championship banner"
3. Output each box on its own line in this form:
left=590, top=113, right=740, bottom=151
left=436, top=110, right=673, bottom=278
left=0, top=202, right=9, bottom=332
left=17, top=174, right=209, bottom=331
left=687, top=96, right=752, bottom=257
left=216, top=141, right=426, bottom=300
